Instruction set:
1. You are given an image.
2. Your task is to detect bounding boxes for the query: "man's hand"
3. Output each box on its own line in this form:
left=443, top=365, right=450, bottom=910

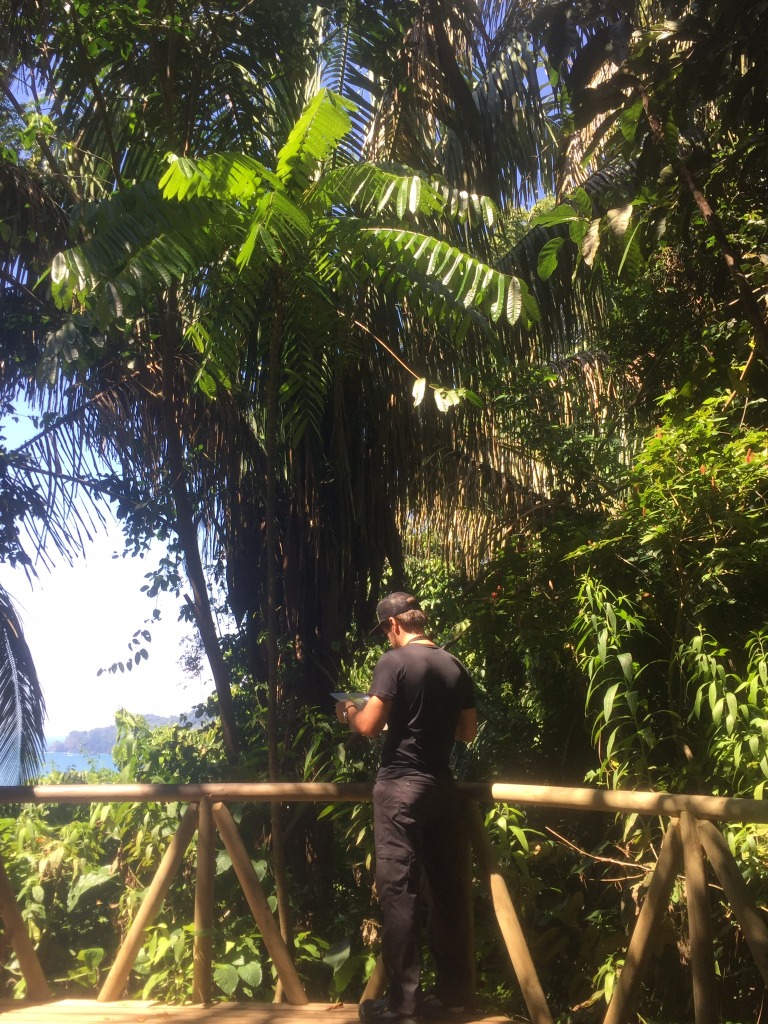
left=335, top=700, right=355, bottom=724
left=338, top=695, right=390, bottom=736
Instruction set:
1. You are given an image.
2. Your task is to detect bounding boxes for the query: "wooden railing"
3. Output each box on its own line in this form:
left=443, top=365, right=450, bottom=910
left=0, top=781, right=767, bottom=1024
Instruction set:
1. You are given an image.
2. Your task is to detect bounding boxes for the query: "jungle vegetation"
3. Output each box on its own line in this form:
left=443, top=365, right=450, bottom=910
left=1, top=0, right=767, bottom=1020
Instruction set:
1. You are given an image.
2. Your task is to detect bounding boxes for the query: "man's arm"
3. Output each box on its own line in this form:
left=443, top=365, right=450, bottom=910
left=336, top=695, right=390, bottom=736
left=455, top=707, right=478, bottom=742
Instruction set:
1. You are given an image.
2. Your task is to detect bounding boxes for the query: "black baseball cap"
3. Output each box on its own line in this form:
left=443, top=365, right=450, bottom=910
left=370, top=592, right=421, bottom=634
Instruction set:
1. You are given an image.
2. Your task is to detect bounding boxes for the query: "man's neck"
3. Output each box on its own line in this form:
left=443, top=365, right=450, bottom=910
left=398, top=632, right=433, bottom=648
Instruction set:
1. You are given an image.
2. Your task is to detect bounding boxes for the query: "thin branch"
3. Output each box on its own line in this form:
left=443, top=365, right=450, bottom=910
left=544, top=826, right=655, bottom=874
left=0, top=266, right=39, bottom=303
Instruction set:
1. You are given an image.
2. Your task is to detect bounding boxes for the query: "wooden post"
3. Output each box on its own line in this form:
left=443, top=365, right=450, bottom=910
left=211, top=803, right=308, bottom=1005
left=462, top=814, right=476, bottom=996
left=360, top=954, right=387, bottom=1003
left=467, top=801, right=553, bottom=1024
left=0, top=856, right=50, bottom=1001
left=98, top=804, right=199, bottom=1002
left=680, top=811, right=717, bottom=1024
left=698, top=819, right=768, bottom=986
left=193, top=796, right=215, bottom=1004
left=603, top=820, right=683, bottom=1024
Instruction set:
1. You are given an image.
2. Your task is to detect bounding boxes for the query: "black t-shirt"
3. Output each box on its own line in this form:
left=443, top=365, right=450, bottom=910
left=369, top=642, right=475, bottom=780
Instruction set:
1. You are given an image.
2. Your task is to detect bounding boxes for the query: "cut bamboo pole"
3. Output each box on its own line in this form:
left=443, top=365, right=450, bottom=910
left=680, top=811, right=717, bottom=1024
left=98, top=805, right=199, bottom=1002
left=603, top=820, right=683, bottom=1024
left=211, top=803, right=308, bottom=1005
left=697, top=819, right=768, bottom=986
left=466, top=802, right=553, bottom=1024
left=0, top=856, right=50, bottom=1001
left=193, top=796, right=215, bottom=1004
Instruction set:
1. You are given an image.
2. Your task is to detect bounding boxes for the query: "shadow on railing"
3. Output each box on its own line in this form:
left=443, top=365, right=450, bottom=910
left=0, top=781, right=767, bottom=1024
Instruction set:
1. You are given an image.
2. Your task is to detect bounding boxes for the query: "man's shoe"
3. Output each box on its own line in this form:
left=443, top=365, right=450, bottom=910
left=419, top=993, right=470, bottom=1019
left=358, top=997, right=421, bottom=1024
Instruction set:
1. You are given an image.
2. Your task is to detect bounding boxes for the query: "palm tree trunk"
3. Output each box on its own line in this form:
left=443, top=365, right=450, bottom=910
left=158, top=301, right=240, bottom=760
left=265, top=291, right=293, bottom=953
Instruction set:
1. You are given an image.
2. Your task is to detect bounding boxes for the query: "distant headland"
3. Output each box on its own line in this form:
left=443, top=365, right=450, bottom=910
left=47, top=715, right=180, bottom=755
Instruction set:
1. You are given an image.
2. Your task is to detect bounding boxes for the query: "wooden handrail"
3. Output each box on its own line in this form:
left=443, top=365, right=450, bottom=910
left=0, top=782, right=372, bottom=804
left=485, top=784, right=768, bottom=823
left=1, top=780, right=766, bottom=1024
left=0, top=781, right=765, bottom=824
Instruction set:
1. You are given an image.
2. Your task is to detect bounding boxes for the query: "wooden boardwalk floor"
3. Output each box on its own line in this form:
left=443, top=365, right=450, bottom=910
left=0, top=1001, right=511, bottom=1024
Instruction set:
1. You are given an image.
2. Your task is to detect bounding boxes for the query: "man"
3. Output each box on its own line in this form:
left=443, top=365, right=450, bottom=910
left=336, top=592, right=478, bottom=1024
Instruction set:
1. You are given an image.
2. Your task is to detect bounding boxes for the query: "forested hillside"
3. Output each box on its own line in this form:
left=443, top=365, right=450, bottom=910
left=48, top=716, right=180, bottom=754
left=1, top=1, right=767, bottom=1020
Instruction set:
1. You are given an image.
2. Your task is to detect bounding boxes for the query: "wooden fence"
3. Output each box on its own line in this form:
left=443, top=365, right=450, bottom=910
left=0, top=781, right=767, bottom=1024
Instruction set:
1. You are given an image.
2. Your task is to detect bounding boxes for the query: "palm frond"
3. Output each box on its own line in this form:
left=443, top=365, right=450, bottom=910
left=238, top=191, right=313, bottom=268
left=50, top=183, right=240, bottom=313
left=359, top=226, right=536, bottom=330
left=305, top=163, right=446, bottom=219
left=0, top=586, right=45, bottom=784
left=361, top=0, right=554, bottom=205
left=276, top=88, right=357, bottom=192
left=159, top=153, right=282, bottom=203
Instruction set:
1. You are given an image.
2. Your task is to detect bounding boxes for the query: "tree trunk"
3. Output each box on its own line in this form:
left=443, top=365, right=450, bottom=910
left=265, top=290, right=293, bottom=953
left=158, top=300, right=240, bottom=760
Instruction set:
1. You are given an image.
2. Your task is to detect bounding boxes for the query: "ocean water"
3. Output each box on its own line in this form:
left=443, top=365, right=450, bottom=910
left=40, top=751, right=117, bottom=776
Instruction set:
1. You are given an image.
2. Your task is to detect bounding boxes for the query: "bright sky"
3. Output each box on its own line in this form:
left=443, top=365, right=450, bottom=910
left=0, top=525, right=215, bottom=740
left=0, top=401, right=217, bottom=740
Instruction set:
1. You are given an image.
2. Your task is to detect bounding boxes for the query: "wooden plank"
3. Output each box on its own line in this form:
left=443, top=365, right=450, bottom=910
left=211, top=804, right=307, bottom=1006
left=358, top=954, right=386, bottom=1003
left=0, top=1000, right=511, bottom=1023
left=0, top=1002, right=359, bottom=1022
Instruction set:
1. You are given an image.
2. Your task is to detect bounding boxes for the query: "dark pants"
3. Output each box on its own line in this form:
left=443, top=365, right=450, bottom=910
left=373, top=775, right=474, bottom=1015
